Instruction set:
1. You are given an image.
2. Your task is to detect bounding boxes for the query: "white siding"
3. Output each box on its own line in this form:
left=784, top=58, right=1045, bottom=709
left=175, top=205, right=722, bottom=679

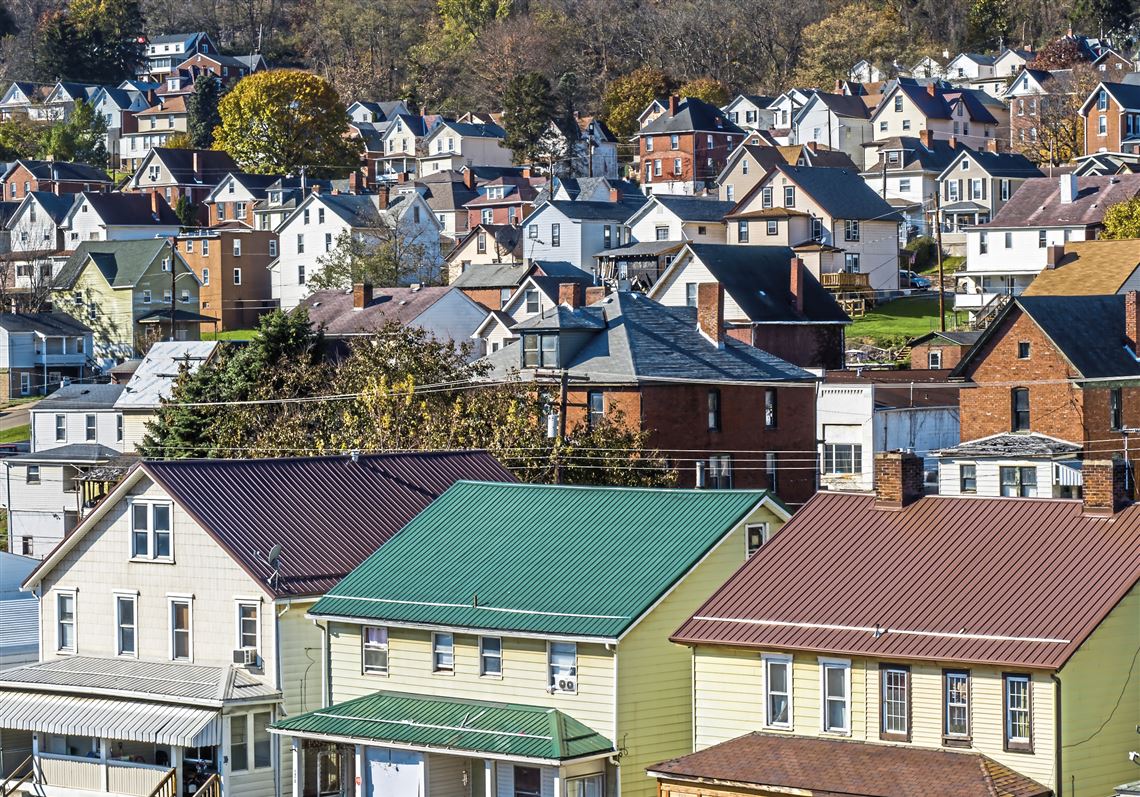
left=648, top=253, right=748, bottom=320
left=31, top=409, right=123, bottom=452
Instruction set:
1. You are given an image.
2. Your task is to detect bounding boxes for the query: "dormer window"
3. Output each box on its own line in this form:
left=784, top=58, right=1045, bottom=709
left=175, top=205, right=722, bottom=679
left=887, top=151, right=900, bottom=165
left=522, top=333, right=558, bottom=368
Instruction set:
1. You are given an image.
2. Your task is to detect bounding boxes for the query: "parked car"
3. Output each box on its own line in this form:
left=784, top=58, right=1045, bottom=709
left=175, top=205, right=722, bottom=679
left=900, top=270, right=932, bottom=290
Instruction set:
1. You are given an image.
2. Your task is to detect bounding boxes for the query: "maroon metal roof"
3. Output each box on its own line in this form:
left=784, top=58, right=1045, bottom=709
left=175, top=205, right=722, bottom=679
left=142, top=451, right=516, bottom=598
left=649, top=732, right=1051, bottom=797
left=673, top=492, right=1140, bottom=669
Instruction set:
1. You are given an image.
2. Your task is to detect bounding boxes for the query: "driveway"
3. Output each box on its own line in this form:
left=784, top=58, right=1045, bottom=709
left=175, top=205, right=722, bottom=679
left=0, top=399, right=38, bottom=432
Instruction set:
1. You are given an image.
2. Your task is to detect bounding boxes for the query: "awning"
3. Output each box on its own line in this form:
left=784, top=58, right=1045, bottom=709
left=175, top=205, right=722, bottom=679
left=0, top=691, right=221, bottom=747
left=1055, top=460, right=1084, bottom=487
left=136, top=308, right=219, bottom=324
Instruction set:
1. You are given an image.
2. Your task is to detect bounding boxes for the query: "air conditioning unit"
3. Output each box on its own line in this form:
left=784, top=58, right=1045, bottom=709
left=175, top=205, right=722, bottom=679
left=233, top=649, right=257, bottom=666
left=552, top=677, right=576, bottom=694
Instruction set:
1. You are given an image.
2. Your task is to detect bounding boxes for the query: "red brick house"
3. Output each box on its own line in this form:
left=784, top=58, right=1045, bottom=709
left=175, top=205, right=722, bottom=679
left=126, top=148, right=238, bottom=225
left=2, top=159, right=112, bottom=200
left=908, top=329, right=982, bottom=370
left=483, top=285, right=819, bottom=507
left=638, top=96, right=743, bottom=195
left=1078, top=81, right=1140, bottom=155
left=463, top=176, right=542, bottom=228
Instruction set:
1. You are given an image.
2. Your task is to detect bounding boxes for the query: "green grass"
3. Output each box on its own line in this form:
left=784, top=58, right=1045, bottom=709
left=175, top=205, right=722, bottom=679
left=849, top=296, right=959, bottom=348
left=0, top=397, right=39, bottom=410
left=0, top=424, right=30, bottom=444
left=915, top=254, right=966, bottom=276
left=202, top=328, right=259, bottom=341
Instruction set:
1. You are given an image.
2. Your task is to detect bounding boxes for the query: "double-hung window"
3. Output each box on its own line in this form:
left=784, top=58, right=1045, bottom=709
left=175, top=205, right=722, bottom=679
left=737, top=220, right=749, bottom=243
left=766, top=220, right=778, bottom=236
left=85, top=414, right=96, bottom=441
left=480, top=636, right=502, bottom=677
left=822, top=443, right=862, bottom=474
left=763, top=655, right=792, bottom=727
left=57, top=591, right=77, bottom=653
left=844, top=220, right=860, bottom=242
left=999, top=465, right=1037, bottom=498
left=432, top=632, right=454, bottom=673
left=765, top=388, right=777, bottom=429
left=880, top=665, right=909, bottom=740
left=565, top=775, right=602, bottom=797
left=551, top=223, right=561, bottom=247
left=820, top=659, right=850, bottom=733
left=587, top=391, right=604, bottom=429
left=1110, top=387, right=1123, bottom=430
left=1011, top=387, right=1030, bottom=431
left=230, top=712, right=273, bottom=771
left=707, top=389, right=721, bottom=431
left=169, top=597, right=192, bottom=661
left=115, top=593, right=137, bottom=656
left=783, top=186, right=795, bottom=207
left=236, top=601, right=259, bottom=656
left=959, top=463, right=977, bottom=493
left=362, top=626, right=389, bottom=674
left=131, top=502, right=172, bottom=560
left=549, top=641, right=577, bottom=693
left=943, top=669, right=970, bottom=743
left=55, top=414, right=66, bottom=441
left=1003, top=674, right=1032, bottom=751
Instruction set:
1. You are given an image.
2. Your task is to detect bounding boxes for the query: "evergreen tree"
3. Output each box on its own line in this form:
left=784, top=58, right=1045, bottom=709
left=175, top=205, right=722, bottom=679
left=39, top=99, right=108, bottom=166
left=187, top=75, right=221, bottom=149
left=174, top=196, right=197, bottom=227
left=502, top=71, right=556, bottom=165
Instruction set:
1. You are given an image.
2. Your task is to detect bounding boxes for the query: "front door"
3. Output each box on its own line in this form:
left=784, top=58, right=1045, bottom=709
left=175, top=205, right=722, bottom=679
left=365, top=748, right=423, bottom=797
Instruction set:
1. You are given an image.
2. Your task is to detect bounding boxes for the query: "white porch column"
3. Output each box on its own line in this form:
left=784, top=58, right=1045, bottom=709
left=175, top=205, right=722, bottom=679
left=551, top=772, right=561, bottom=797
left=291, top=739, right=303, bottom=797
left=354, top=745, right=364, bottom=797
left=171, top=746, right=183, bottom=796
left=99, top=738, right=109, bottom=792
left=483, top=759, right=494, bottom=797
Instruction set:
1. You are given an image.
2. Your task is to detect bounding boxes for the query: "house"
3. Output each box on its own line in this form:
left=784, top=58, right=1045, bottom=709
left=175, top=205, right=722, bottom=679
left=446, top=224, right=523, bottom=284
left=126, top=148, right=239, bottom=224
left=0, top=82, right=51, bottom=121
left=722, top=94, right=775, bottom=131
left=0, top=551, right=36, bottom=775
left=36, top=82, right=101, bottom=121
left=767, top=90, right=811, bottom=144
left=522, top=196, right=645, bottom=271
left=908, top=55, right=945, bottom=79
left=273, top=480, right=790, bottom=797
left=119, top=96, right=189, bottom=171
left=61, top=191, right=183, bottom=248
left=252, top=176, right=320, bottom=232
left=0, top=450, right=514, bottom=797
left=29, top=382, right=125, bottom=454
left=623, top=194, right=734, bottom=246
left=849, top=59, right=884, bottom=83
left=300, top=284, right=488, bottom=357
left=177, top=227, right=278, bottom=332
left=956, top=173, right=1140, bottom=316
left=792, top=91, right=874, bottom=166
left=0, top=313, right=93, bottom=399
left=717, top=140, right=858, bottom=204
left=140, top=31, right=219, bottom=77
left=1022, top=238, right=1140, bottom=295
left=862, top=132, right=963, bottom=239
left=174, top=51, right=263, bottom=83
left=537, top=175, right=643, bottom=204
left=638, top=96, right=743, bottom=195
left=269, top=187, right=443, bottom=312
left=111, top=340, right=219, bottom=450
left=935, top=146, right=1043, bottom=250
left=662, top=452, right=1140, bottom=797
left=1079, top=81, right=1140, bottom=156
left=907, top=328, right=982, bottom=369
left=469, top=264, right=594, bottom=352
left=449, top=258, right=530, bottom=311
left=483, top=288, right=819, bottom=505
left=203, top=172, right=284, bottom=227
left=993, top=46, right=1036, bottom=77
left=418, top=120, right=513, bottom=175
left=1004, top=68, right=1074, bottom=150
left=463, top=174, right=542, bottom=229
left=52, top=239, right=207, bottom=365
left=6, top=191, right=77, bottom=265
left=868, top=80, right=1008, bottom=151
left=347, top=100, right=409, bottom=125
left=932, top=432, right=1083, bottom=498
left=726, top=163, right=903, bottom=294
left=945, top=52, right=996, bottom=82
left=92, top=87, right=151, bottom=158
left=1092, top=47, right=1134, bottom=74
left=2, top=160, right=112, bottom=200
left=414, top=169, right=479, bottom=241
left=537, top=116, right=619, bottom=178
left=647, top=244, right=850, bottom=370
left=1072, top=151, right=1140, bottom=175
left=374, top=114, right=435, bottom=180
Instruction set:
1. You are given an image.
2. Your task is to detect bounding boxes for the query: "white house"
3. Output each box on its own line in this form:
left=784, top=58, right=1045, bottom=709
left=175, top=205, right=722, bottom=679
left=623, top=194, right=733, bottom=245
left=419, top=120, right=513, bottom=175
left=849, top=59, right=883, bottom=83
left=140, top=31, right=218, bottom=77
left=522, top=198, right=644, bottom=271
left=792, top=91, right=874, bottom=165
left=0, top=313, right=94, bottom=400
left=471, top=265, right=595, bottom=352
left=767, top=90, right=811, bottom=143
left=722, top=95, right=775, bottom=131
left=347, top=100, right=409, bottom=125
left=61, top=192, right=182, bottom=248
left=933, top=432, right=1083, bottom=498
left=946, top=52, right=996, bottom=81
left=536, top=117, right=619, bottom=179
left=6, top=192, right=74, bottom=262
left=993, top=47, right=1035, bottom=77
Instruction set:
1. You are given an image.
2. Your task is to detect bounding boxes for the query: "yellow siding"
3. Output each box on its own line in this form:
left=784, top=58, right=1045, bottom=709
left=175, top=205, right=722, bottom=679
left=615, top=505, right=784, bottom=797
left=327, top=624, right=617, bottom=742
left=56, top=266, right=135, bottom=362
left=278, top=601, right=324, bottom=718
left=1059, top=581, right=1140, bottom=797
left=692, top=646, right=1056, bottom=788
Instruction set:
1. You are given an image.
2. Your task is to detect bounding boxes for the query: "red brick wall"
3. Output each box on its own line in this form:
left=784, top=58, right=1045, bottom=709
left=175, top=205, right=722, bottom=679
left=910, top=342, right=969, bottom=371
left=466, top=205, right=526, bottom=228
left=639, top=131, right=738, bottom=185
left=458, top=287, right=506, bottom=311
left=750, top=324, right=846, bottom=371
left=1084, top=96, right=1123, bottom=155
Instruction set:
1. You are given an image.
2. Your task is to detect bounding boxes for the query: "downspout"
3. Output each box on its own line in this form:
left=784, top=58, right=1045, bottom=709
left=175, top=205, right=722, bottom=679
left=312, top=618, right=330, bottom=707
left=273, top=600, right=288, bottom=797
left=1050, top=673, right=1063, bottom=796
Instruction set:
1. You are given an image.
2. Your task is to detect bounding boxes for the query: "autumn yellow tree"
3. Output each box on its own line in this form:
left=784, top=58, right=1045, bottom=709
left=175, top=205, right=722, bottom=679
left=213, top=70, right=362, bottom=175
left=678, top=78, right=730, bottom=107
left=794, top=2, right=926, bottom=87
left=601, top=66, right=671, bottom=138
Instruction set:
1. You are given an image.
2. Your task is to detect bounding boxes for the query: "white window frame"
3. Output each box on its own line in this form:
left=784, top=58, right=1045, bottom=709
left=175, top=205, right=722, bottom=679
left=746, top=523, right=769, bottom=557
left=548, top=640, right=577, bottom=694
left=432, top=632, right=454, bottom=674
left=56, top=589, right=77, bottom=654
left=819, top=657, right=851, bottom=734
left=129, top=500, right=174, bottom=561
left=168, top=595, right=193, bottom=662
left=114, top=591, right=138, bottom=657
left=479, top=635, right=503, bottom=678
left=762, top=653, right=792, bottom=729
left=235, top=600, right=260, bottom=655
left=362, top=626, right=389, bottom=675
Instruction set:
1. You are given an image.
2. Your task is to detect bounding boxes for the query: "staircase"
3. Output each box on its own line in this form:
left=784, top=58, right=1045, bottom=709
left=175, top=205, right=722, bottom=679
left=0, top=756, right=34, bottom=797
left=973, top=293, right=1011, bottom=329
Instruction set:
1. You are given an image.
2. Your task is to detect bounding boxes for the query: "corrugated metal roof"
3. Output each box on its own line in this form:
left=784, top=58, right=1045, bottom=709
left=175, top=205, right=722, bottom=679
left=143, top=451, right=516, bottom=597
left=114, top=341, right=221, bottom=408
left=0, top=555, right=37, bottom=666
left=672, top=492, right=1140, bottom=669
left=312, top=481, right=773, bottom=638
left=272, top=691, right=613, bottom=762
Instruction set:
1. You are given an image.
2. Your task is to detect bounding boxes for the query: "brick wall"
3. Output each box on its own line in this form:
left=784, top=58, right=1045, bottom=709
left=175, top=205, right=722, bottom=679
left=750, top=324, right=846, bottom=371
left=1084, top=95, right=1123, bottom=155
left=1081, top=459, right=1130, bottom=514
left=874, top=451, right=924, bottom=508
left=458, top=287, right=507, bottom=311
left=910, top=341, right=969, bottom=371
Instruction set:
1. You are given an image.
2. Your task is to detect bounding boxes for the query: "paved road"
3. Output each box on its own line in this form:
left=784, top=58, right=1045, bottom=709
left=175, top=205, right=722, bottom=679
left=0, top=400, right=38, bottom=433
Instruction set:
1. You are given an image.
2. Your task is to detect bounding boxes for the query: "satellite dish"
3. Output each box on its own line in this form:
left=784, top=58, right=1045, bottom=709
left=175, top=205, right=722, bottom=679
left=267, top=544, right=282, bottom=568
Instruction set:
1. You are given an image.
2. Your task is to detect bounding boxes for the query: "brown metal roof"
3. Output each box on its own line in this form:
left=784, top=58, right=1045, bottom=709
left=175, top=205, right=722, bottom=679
left=648, top=732, right=1051, bottom=797
left=142, top=451, right=516, bottom=598
left=673, top=492, right=1140, bottom=669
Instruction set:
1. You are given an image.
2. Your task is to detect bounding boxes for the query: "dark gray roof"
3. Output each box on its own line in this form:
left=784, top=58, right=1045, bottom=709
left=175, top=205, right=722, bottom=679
left=545, top=200, right=644, bottom=222
left=484, top=292, right=816, bottom=384
left=147, top=31, right=206, bottom=45
left=534, top=261, right=596, bottom=279
left=652, top=195, right=735, bottom=222
left=439, top=120, right=506, bottom=139
left=934, top=432, right=1082, bottom=458
left=1101, top=81, right=1140, bottom=111
left=893, top=82, right=998, bottom=125
left=909, top=329, right=982, bottom=347
left=810, top=92, right=872, bottom=119
left=0, top=313, right=92, bottom=336
left=513, top=305, right=607, bottom=331
left=148, top=148, right=237, bottom=186
left=9, top=443, right=119, bottom=463
left=317, top=194, right=386, bottom=228
left=24, top=191, right=76, bottom=225
left=950, top=150, right=1044, bottom=179
left=530, top=271, right=595, bottom=302
left=864, top=136, right=963, bottom=175
left=775, top=164, right=903, bottom=221
left=639, top=97, right=743, bottom=136
left=680, top=244, right=850, bottom=324
left=79, top=192, right=180, bottom=225
left=451, top=261, right=530, bottom=289
left=3, top=159, right=111, bottom=183
left=34, top=383, right=124, bottom=410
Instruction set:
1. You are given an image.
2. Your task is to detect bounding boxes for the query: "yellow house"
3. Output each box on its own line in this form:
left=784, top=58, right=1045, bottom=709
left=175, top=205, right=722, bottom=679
left=658, top=452, right=1140, bottom=797
left=272, top=482, right=790, bottom=797
left=52, top=239, right=208, bottom=368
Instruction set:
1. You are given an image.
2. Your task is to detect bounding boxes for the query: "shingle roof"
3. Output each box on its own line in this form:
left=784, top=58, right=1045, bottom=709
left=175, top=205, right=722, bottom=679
left=78, top=191, right=181, bottom=225
left=651, top=195, right=735, bottom=222
left=1101, top=81, right=1140, bottom=111
left=639, top=97, right=743, bottom=136
left=272, top=692, right=614, bottom=762
left=809, top=91, right=872, bottom=119
left=649, top=733, right=1051, bottom=797
left=4, top=159, right=110, bottom=183
left=1023, top=238, right=1140, bottom=296
left=0, top=312, right=92, bottom=336
left=316, top=193, right=386, bottom=228
left=984, top=174, right=1140, bottom=228
left=142, top=452, right=516, bottom=597
left=544, top=199, right=645, bottom=222
left=774, top=164, right=903, bottom=221
left=934, top=431, right=1082, bottom=458
left=893, top=82, right=999, bottom=125
left=24, top=191, right=76, bottom=225
left=949, top=149, right=1044, bottom=179
left=33, top=383, right=123, bottom=410
left=54, top=239, right=170, bottom=290
left=8, top=443, right=119, bottom=463
left=114, top=340, right=220, bottom=408
left=513, top=304, right=607, bottom=331
left=311, top=481, right=775, bottom=637
left=148, top=148, right=238, bottom=185
left=672, top=490, right=1140, bottom=669
left=438, top=120, right=506, bottom=139
left=450, top=261, right=530, bottom=289
left=299, top=286, right=450, bottom=331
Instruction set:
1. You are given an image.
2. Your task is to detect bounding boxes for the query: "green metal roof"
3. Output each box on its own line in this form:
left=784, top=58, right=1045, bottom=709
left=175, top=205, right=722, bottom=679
left=271, top=691, right=614, bottom=762
left=54, top=240, right=177, bottom=290
left=311, top=481, right=776, bottom=638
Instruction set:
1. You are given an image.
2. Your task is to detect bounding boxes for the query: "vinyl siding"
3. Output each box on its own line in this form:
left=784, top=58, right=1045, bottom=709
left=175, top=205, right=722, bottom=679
left=692, top=646, right=1055, bottom=788
left=278, top=601, right=324, bottom=717
left=120, top=410, right=156, bottom=453
left=650, top=255, right=748, bottom=321
left=57, top=267, right=135, bottom=365
left=1059, top=581, right=1140, bottom=797
left=327, top=624, right=617, bottom=742
left=225, top=710, right=277, bottom=797
left=31, top=409, right=123, bottom=453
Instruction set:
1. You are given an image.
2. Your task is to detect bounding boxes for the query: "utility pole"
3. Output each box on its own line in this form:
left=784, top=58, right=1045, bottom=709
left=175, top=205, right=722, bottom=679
left=934, top=189, right=945, bottom=331
left=554, top=369, right=569, bottom=485
left=168, top=237, right=178, bottom=341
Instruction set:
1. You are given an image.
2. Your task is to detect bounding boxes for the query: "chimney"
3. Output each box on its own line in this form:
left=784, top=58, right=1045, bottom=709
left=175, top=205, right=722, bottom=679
left=986, top=138, right=999, bottom=153
left=150, top=190, right=160, bottom=216
left=919, top=129, right=933, bottom=149
left=806, top=141, right=818, bottom=154
left=948, top=135, right=958, bottom=150
left=1127, top=290, right=1139, bottom=352
left=311, top=183, right=321, bottom=195
left=397, top=171, right=408, bottom=183
left=834, top=79, right=843, bottom=92
left=463, top=169, right=476, bottom=190
left=521, top=166, right=531, bottom=179
left=927, top=83, right=937, bottom=97
left=585, top=285, right=607, bottom=304
left=192, top=150, right=200, bottom=178
left=1045, top=243, right=1065, bottom=269
left=558, top=282, right=584, bottom=308
left=1059, top=173, right=1078, bottom=204
left=668, top=95, right=679, bottom=115
left=348, top=171, right=361, bottom=194
left=1082, top=459, right=1132, bottom=516
left=376, top=185, right=390, bottom=210
left=874, top=451, right=925, bottom=509
left=696, top=282, right=724, bottom=348
left=609, top=187, right=622, bottom=202
left=789, top=257, right=805, bottom=314
left=353, top=282, right=373, bottom=309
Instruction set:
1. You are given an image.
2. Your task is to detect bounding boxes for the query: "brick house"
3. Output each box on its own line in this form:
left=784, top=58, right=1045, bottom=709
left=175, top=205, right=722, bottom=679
left=176, top=228, right=278, bottom=332
left=483, top=286, right=819, bottom=507
left=2, top=160, right=112, bottom=201
left=127, top=148, right=239, bottom=225
left=907, top=329, right=982, bottom=370
left=1078, top=81, right=1140, bottom=156
left=638, top=96, right=743, bottom=195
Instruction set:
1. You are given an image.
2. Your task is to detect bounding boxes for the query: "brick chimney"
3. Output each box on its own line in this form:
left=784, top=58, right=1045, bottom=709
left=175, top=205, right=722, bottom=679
left=585, top=285, right=607, bottom=304
left=376, top=185, right=390, bottom=210
left=1044, top=243, right=1065, bottom=269
left=559, top=282, right=584, bottom=308
left=348, top=171, right=361, bottom=194
left=1127, top=290, right=1139, bottom=352
left=1082, top=459, right=1131, bottom=516
left=948, top=135, right=958, bottom=150
left=609, top=187, right=622, bottom=202
left=397, top=171, right=408, bottom=183
left=986, top=138, right=999, bottom=153
left=696, top=282, right=724, bottom=348
left=353, top=282, right=373, bottom=309
left=927, top=83, right=937, bottom=97
left=668, top=95, right=679, bottom=115
left=874, top=451, right=925, bottom=509
left=463, top=169, right=477, bottom=190
left=150, top=190, right=161, bottom=216
left=789, top=257, right=805, bottom=314
left=311, top=183, right=321, bottom=195
left=919, top=129, right=933, bottom=149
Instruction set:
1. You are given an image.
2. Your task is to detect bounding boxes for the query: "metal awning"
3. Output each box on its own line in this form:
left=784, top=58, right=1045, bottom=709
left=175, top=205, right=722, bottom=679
left=1054, top=460, right=1084, bottom=487
left=0, top=691, right=221, bottom=746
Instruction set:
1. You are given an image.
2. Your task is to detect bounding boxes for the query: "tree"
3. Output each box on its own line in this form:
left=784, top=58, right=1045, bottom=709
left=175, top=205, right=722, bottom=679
left=0, top=113, right=45, bottom=161
left=502, top=71, right=556, bottom=165
left=174, top=196, right=196, bottom=227
left=187, top=75, right=222, bottom=149
left=794, top=2, right=920, bottom=86
left=1015, top=64, right=1098, bottom=165
left=309, top=222, right=437, bottom=291
left=1072, top=0, right=1134, bottom=36
left=33, top=11, right=86, bottom=80
left=437, top=0, right=512, bottom=43
left=33, top=0, right=144, bottom=82
left=1102, top=197, right=1140, bottom=239
left=678, top=77, right=730, bottom=107
left=965, top=0, right=1011, bottom=52
left=601, top=66, right=670, bottom=138
left=213, top=70, right=362, bottom=175
left=1029, top=36, right=1087, bottom=70
left=39, top=99, right=108, bottom=166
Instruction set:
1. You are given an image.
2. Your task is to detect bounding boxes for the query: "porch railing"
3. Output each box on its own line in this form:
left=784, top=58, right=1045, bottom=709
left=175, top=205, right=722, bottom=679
left=33, top=754, right=172, bottom=797
left=0, top=755, right=33, bottom=797
left=191, top=773, right=221, bottom=797
left=820, top=272, right=871, bottom=290
left=145, top=767, right=177, bottom=797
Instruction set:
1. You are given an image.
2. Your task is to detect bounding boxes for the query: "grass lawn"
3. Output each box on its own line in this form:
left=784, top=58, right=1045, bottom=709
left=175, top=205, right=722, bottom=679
left=0, top=397, right=39, bottom=411
left=0, top=424, right=30, bottom=444
left=848, top=295, right=961, bottom=347
left=203, top=328, right=259, bottom=341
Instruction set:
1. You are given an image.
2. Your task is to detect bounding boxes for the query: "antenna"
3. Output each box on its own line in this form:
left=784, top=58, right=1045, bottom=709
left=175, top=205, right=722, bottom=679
left=267, top=544, right=282, bottom=568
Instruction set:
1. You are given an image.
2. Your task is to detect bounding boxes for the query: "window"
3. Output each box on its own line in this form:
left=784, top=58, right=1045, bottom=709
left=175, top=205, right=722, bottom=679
left=55, top=414, right=66, bottom=441
left=236, top=202, right=246, bottom=219
left=185, top=239, right=194, bottom=254
left=324, top=233, right=333, bottom=252
left=1017, top=341, right=1030, bottom=359
left=1000, top=466, right=1037, bottom=498
left=202, top=268, right=210, bottom=286
left=587, top=391, right=604, bottom=429
left=432, top=632, right=454, bottom=672
left=116, top=594, right=137, bottom=656
left=767, top=219, right=778, bottom=236
left=811, top=217, right=823, bottom=241
left=268, top=239, right=277, bottom=257
left=880, top=121, right=888, bottom=132
left=233, top=268, right=242, bottom=286
left=523, top=289, right=540, bottom=314
left=1098, top=89, right=1108, bottom=111
left=514, top=767, right=542, bottom=797
left=480, top=636, right=502, bottom=676
left=236, top=602, right=259, bottom=653
left=232, top=238, right=241, bottom=257
left=707, top=389, right=721, bottom=431
left=116, top=415, right=123, bottom=442
left=783, top=186, right=795, bottom=207
left=746, top=523, right=769, bottom=557
left=725, top=185, right=734, bottom=201
left=764, top=388, right=777, bottom=429
left=551, top=223, right=561, bottom=247
left=928, top=350, right=942, bottom=369
left=761, top=187, right=773, bottom=208
left=1111, top=387, right=1123, bottom=430
left=844, top=253, right=860, bottom=273
left=202, top=239, right=209, bottom=256
left=1099, top=115, right=1107, bottom=135
left=741, top=158, right=749, bottom=175
left=549, top=641, right=577, bottom=693
left=655, top=225, right=670, bottom=241
left=671, top=157, right=682, bottom=175
left=566, top=775, right=602, bottom=797
left=901, top=119, right=911, bottom=131
left=528, top=224, right=538, bottom=240
left=170, top=598, right=192, bottom=660
left=898, top=178, right=911, bottom=193
left=1038, top=230, right=1047, bottom=248
left=298, top=264, right=306, bottom=285
left=231, top=716, right=249, bottom=771
left=821, top=659, right=850, bottom=733
left=763, top=654, right=792, bottom=727
left=823, top=443, right=862, bottom=474
left=1004, top=674, right=1031, bottom=751
left=737, top=220, right=749, bottom=243
left=26, top=465, right=39, bottom=484
left=1000, top=179, right=1010, bottom=201
left=944, top=670, right=970, bottom=741
left=19, top=373, right=29, bottom=396
left=705, top=454, right=732, bottom=489
left=1012, top=387, right=1030, bottom=431
left=85, top=414, right=96, bottom=441
left=880, top=665, right=909, bottom=739
left=669, top=134, right=679, bottom=150
left=362, top=626, right=388, bottom=674
left=653, top=159, right=662, bottom=177
left=766, top=452, right=778, bottom=492
left=57, top=591, right=76, bottom=652
left=894, top=95, right=903, bottom=112
left=685, top=283, right=698, bottom=307
left=959, top=464, right=977, bottom=493
left=844, top=219, right=860, bottom=242
left=131, top=502, right=172, bottom=560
